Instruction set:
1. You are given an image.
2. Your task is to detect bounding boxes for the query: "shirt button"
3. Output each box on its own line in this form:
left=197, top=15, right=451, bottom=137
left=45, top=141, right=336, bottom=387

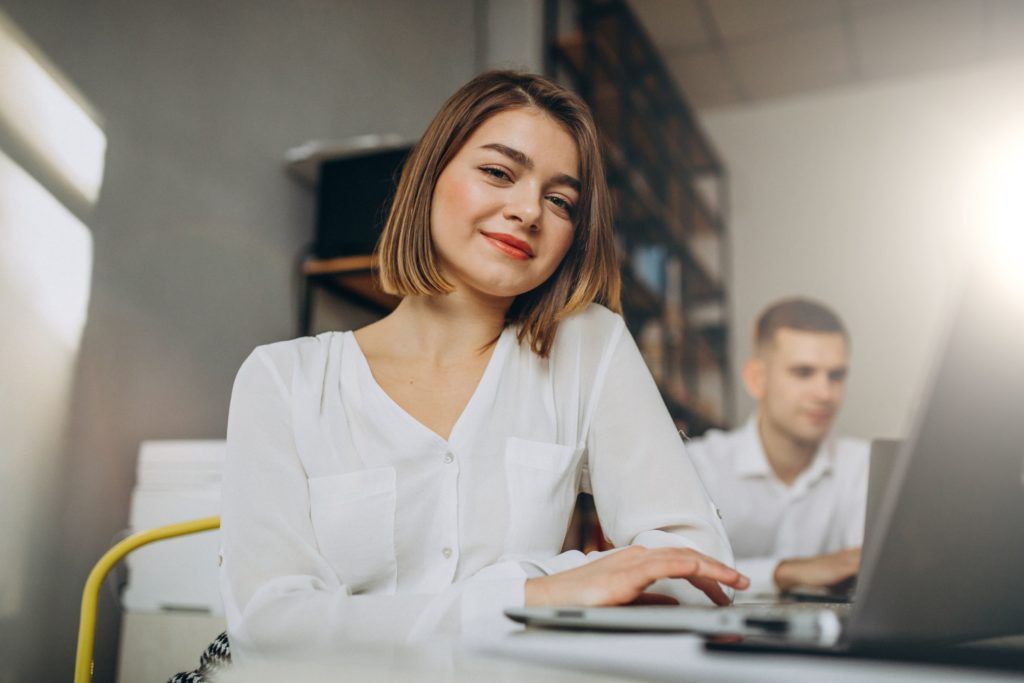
left=443, top=452, right=454, bottom=464
left=442, top=547, right=453, bottom=559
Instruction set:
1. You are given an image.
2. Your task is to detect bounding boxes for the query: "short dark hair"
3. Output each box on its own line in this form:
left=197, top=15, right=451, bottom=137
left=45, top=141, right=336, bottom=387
left=754, top=297, right=849, bottom=352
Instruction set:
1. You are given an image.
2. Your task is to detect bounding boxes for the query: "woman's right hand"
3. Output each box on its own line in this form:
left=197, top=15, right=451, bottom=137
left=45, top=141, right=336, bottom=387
left=524, top=545, right=750, bottom=607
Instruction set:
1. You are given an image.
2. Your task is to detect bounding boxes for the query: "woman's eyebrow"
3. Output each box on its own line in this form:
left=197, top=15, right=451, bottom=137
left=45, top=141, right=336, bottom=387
left=481, top=143, right=533, bottom=169
left=480, top=143, right=580, bottom=191
left=552, top=172, right=581, bottom=193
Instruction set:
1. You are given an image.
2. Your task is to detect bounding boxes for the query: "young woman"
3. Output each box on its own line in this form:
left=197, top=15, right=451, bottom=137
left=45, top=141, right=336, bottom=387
left=220, top=71, right=748, bottom=662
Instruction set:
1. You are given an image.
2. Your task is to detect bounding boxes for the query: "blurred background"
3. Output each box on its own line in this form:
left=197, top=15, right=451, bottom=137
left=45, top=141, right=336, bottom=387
left=1, top=1, right=1022, bottom=680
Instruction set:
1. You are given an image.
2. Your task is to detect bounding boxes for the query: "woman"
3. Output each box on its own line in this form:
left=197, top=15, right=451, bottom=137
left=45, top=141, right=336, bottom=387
left=220, top=71, right=748, bottom=662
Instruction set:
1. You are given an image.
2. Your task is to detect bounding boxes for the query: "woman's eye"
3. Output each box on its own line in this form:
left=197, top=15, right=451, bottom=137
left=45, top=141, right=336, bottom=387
left=481, top=166, right=512, bottom=182
left=547, top=195, right=575, bottom=216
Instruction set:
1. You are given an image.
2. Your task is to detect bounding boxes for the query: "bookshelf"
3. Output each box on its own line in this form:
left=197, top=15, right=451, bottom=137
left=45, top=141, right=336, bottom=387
left=544, top=0, right=734, bottom=552
left=545, top=0, right=734, bottom=435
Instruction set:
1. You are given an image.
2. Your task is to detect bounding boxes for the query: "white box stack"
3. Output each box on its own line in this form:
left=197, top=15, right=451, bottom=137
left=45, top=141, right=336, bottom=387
left=122, top=440, right=225, bottom=614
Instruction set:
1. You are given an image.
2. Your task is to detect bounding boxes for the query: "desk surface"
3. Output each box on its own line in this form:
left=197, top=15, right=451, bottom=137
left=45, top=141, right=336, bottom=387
left=216, top=639, right=636, bottom=682
left=217, top=631, right=1024, bottom=683
left=478, top=631, right=1024, bottom=682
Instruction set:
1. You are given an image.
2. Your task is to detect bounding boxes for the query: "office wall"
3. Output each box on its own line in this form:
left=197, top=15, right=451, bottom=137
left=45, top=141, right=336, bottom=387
left=480, top=0, right=544, bottom=73
left=702, top=57, right=1024, bottom=439
left=0, top=2, right=478, bottom=680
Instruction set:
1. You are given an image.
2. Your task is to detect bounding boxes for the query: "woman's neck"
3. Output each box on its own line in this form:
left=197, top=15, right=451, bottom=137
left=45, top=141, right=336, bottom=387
left=364, top=288, right=512, bottom=364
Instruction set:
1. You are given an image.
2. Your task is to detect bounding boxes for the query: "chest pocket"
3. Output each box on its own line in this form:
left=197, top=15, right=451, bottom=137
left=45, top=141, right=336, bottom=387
left=307, top=467, right=397, bottom=594
left=503, top=436, right=582, bottom=557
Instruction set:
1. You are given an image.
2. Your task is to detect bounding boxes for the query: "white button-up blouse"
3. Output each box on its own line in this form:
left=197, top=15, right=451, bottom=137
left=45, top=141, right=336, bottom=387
left=220, top=304, right=734, bottom=662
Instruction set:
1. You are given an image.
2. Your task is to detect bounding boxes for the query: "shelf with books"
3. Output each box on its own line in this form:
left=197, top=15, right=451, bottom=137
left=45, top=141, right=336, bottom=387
left=602, top=142, right=725, bottom=307
left=618, top=259, right=663, bottom=328
left=552, top=29, right=722, bottom=178
left=546, top=0, right=734, bottom=438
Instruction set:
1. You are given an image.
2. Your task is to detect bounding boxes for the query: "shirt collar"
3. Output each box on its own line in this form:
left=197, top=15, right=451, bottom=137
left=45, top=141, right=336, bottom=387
left=734, top=417, right=773, bottom=477
left=796, top=438, right=836, bottom=489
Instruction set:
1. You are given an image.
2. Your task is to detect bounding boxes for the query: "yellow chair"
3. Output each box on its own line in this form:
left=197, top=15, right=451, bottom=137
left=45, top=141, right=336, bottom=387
left=75, top=516, right=221, bottom=683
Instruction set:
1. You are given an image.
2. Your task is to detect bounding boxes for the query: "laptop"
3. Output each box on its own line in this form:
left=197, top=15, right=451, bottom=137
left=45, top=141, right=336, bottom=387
left=506, top=263, right=1024, bottom=653
left=778, top=436, right=900, bottom=604
left=503, top=437, right=895, bottom=639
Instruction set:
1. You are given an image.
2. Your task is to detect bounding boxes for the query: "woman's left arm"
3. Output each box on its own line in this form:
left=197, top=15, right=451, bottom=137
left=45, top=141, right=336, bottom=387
left=583, top=321, right=740, bottom=604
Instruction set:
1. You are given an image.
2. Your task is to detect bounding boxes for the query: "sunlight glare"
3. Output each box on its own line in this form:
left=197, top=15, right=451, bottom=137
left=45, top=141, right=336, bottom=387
left=0, top=14, right=106, bottom=205
left=0, top=149, right=93, bottom=349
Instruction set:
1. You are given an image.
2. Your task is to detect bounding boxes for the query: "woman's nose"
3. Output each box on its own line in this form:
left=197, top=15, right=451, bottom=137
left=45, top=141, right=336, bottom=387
left=502, top=188, right=542, bottom=230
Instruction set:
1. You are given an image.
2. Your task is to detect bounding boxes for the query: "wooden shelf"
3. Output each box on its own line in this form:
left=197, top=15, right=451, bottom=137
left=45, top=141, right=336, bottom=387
left=302, top=255, right=400, bottom=315
left=302, top=254, right=374, bottom=276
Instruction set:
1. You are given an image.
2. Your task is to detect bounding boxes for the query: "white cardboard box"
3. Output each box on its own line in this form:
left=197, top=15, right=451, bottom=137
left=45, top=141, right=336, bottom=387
left=122, top=440, right=225, bottom=614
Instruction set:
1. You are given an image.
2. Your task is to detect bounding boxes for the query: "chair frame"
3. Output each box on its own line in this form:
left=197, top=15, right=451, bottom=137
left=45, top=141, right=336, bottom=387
left=74, top=516, right=221, bottom=683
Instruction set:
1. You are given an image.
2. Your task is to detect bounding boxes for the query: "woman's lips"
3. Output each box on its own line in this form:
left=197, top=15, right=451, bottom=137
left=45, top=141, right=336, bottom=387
left=482, top=231, right=534, bottom=260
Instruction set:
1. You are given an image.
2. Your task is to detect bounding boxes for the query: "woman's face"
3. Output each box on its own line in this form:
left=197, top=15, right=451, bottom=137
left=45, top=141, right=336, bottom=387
left=430, top=107, right=580, bottom=302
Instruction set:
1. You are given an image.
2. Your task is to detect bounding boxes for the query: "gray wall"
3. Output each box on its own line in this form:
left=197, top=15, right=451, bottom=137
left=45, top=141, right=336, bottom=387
left=1, top=2, right=478, bottom=680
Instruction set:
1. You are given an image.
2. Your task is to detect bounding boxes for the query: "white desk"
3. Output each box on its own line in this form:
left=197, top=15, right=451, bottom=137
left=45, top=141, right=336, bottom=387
left=216, top=639, right=643, bottom=682
left=476, top=631, right=1024, bottom=682
left=217, top=631, right=1024, bottom=682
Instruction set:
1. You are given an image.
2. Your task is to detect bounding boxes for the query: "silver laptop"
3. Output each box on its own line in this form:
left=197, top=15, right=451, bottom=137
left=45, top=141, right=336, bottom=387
left=506, top=263, right=1024, bottom=652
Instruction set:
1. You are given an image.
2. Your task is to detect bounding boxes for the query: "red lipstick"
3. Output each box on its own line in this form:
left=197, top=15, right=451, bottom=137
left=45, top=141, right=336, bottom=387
left=481, top=231, right=534, bottom=259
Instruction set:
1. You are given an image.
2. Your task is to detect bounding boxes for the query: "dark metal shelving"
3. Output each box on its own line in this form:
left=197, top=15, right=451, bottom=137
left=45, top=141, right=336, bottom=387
left=545, top=0, right=734, bottom=436
left=546, top=0, right=737, bottom=553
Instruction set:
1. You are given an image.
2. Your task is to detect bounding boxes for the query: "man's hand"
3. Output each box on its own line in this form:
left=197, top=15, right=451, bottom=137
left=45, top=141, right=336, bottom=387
left=773, top=547, right=861, bottom=592
left=524, top=545, right=750, bottom=607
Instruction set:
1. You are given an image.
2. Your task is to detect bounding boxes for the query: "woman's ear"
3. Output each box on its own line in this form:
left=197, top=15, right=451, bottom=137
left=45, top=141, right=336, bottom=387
left=742, top=357, right=766, bottom=401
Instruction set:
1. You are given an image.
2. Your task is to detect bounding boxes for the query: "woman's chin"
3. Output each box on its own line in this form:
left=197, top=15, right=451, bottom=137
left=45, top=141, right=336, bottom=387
left=448, top=268, right=547, bottom=301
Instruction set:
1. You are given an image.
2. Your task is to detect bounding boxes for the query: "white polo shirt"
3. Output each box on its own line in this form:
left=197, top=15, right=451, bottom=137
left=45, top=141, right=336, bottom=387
left=220, top=304, right=733, bottom=662
left=685, top=419, right=869, bottom=596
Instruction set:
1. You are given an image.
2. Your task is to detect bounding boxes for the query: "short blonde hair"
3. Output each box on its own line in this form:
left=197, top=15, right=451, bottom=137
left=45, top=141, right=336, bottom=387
left=376, top=70, right=621, bottom=357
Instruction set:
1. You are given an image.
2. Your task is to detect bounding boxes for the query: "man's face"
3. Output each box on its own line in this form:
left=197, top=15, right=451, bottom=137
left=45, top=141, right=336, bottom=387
left=747, top=328, right=850, bottom=447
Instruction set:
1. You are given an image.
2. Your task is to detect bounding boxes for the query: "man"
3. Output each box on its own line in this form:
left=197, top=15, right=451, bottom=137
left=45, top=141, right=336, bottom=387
left=686, top=298, right=868, bottom=597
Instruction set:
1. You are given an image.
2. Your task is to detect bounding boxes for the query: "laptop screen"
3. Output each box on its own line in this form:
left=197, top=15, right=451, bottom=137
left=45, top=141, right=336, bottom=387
left=849, top=265, right=1024, bottom=645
